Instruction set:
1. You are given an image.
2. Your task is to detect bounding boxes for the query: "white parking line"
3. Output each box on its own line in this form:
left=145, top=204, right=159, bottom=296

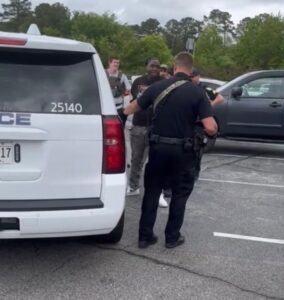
left=214, top=232, right=284, bottom=245
left=199, top=178, right=284, bottom=188
left=217, top=140, right=284, bottom=147
left=207, top=153, right=284, bottom=162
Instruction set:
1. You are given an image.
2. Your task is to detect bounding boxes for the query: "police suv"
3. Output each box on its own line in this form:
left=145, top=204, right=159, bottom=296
left=0, top=25, right=126, bottom=242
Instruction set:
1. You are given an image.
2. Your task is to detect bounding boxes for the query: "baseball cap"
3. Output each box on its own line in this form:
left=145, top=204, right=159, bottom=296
left=191, top=68, right=200, bottom=77
left=160, top=64, right=168, bottom=70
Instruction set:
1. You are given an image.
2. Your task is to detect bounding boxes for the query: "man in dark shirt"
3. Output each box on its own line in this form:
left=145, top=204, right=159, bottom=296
left=124, top=52, right=217, bottom=249
left=127, top=58, right=168, bottom=207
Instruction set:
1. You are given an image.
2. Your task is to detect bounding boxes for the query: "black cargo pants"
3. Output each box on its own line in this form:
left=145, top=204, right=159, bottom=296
left=139, top=142, right=195, bottom=243
left=193, top=124, right=206, bottom=180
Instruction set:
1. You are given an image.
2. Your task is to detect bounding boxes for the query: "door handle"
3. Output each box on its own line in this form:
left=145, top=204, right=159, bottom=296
left=269, top=101, right=282, bottom=108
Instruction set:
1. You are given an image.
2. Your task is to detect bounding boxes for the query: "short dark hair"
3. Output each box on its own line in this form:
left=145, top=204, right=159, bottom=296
left=174, top=52, right=193, bottom=70
left=191, top=68, right=200, bottom=77
left=108, top=56, right=120, bottom=63
left=145, top=57, right=159, bottom=66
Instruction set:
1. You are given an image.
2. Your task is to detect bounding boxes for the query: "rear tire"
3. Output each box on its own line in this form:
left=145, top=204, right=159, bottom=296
left=97, top=212, right=124, bottom=244
left=204, top=137, right=216, bottom=153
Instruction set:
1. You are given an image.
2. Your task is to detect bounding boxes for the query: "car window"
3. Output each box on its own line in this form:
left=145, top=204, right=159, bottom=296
left=0, top=49, right=101, bottom=114
left=241, top=77, right=283, bottom=98
left=202, top=82, right=220, bottom=90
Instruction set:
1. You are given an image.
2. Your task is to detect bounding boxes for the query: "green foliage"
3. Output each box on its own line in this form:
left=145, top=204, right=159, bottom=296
left=0, top=0, right=32, bottom=21
left=140, top=18, right=162, bottom=35
left=122, top=35, right=173, bottom=74
left=204, top=9, right=236, bottom=42
left=163, top=17, right=203, bottom=55
left=34, top=3, right=71, bottom=37
left=164, top=19, right=184, bottom=54
left=234, top=14, right=284, bottom=69
left=128, top=24, right=140, bottom=34
left=180, top=17, right=202, bottom=44
left=235, top=17, right=252, bottom=38
left=72, top=12, right=119, bottom=40
left=71, top=12, right=136, bottom=68
left=0, top=0, right=33, bottom=32
left=1, top=3, right=284, bottom=78
left=194, top=25, right=236, bottom=79
left=195, top=25, right=223, bottom=67
left=70, top=13, right=172, bottom=73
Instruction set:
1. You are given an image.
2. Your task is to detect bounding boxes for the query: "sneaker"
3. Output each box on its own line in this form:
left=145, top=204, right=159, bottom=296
left=127, top=186, right=140, bottom=196
left=159, top=194, right=168, bottom=208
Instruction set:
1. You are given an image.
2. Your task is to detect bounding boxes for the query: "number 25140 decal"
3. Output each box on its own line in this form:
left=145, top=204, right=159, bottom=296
left=51, top=102, right=83, bottom=114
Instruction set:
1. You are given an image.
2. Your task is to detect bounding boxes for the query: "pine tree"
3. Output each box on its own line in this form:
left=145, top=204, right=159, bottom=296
left=1, top=0, right=31, bottom=20
left=0, top=0, right=33, bottom=32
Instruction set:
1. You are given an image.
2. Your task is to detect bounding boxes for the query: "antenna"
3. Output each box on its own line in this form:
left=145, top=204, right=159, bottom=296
left=27, top=24, right=41, bottom=35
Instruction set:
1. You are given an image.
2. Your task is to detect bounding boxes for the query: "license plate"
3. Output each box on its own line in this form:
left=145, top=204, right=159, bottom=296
left=0, top=143, right=13, bottom=164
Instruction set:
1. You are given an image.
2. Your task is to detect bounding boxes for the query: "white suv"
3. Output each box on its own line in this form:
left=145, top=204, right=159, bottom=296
left=0, top=26, right=126, bottom=242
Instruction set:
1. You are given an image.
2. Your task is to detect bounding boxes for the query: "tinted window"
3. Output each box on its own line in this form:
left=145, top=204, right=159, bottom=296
left=0, top=49, right=101, bottom=114
left=241, top=77, right=283, bottom=98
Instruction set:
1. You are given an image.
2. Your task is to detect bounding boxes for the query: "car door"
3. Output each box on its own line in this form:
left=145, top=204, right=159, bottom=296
left=226, top=77, right=284, bottom=139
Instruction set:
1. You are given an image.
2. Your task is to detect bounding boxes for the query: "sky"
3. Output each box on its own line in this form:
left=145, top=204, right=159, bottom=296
left=12, top=0, right=284, bottom=25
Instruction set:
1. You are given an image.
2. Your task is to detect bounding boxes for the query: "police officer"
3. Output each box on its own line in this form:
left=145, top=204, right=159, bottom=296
left=124, top=52, right=217, bottom=249
left=191, top=68, right=224, bottom=108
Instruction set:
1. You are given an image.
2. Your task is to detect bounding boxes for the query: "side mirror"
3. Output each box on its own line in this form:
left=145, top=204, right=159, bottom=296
left=231, top=87, right=243, bottom=99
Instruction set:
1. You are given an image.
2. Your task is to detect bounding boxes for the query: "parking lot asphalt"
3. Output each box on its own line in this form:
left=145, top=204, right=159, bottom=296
left=0, top=139, right=284, bottom=300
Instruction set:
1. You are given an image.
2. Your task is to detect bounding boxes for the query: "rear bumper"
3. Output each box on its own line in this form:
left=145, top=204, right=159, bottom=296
left=0, top=198, right=104, bottom=211
left=0, top=208, right=123, bottom=238
left=0, top=174, right=127, bottom=239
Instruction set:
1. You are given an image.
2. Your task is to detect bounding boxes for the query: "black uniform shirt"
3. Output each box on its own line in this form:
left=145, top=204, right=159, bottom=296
left=131, top=74, right=162, bottom=126
left=137, top=72, right=213, bottom=138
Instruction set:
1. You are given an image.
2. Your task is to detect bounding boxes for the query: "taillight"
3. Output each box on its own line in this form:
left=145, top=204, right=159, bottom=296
left=103, top=116, right=125, bottom=174
left=0, top=37, right=27, bottom=46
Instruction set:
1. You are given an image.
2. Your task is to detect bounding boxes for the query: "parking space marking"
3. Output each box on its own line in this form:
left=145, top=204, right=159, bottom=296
left=207, top=153, right=284, bottom=162
left=214, top=232, right=284, bottom=245
left=199, top=178, right=284, bottom=189
left=217, top=140, right=284, bottom=147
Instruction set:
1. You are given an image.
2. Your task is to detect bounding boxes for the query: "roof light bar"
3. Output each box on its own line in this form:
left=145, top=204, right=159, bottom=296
left=0, top=37, right=27, bottom=46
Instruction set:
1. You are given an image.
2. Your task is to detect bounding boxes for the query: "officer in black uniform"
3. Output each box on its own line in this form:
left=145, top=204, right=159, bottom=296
left=124, top=52, right=217, bottom=249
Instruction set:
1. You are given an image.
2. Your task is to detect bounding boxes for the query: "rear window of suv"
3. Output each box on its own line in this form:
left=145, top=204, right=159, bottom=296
left=0, top=49, right=101, bottom=114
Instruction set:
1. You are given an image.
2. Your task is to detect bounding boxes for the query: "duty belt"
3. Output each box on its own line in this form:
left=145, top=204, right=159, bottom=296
left=150, top=134, right=191, bottom=145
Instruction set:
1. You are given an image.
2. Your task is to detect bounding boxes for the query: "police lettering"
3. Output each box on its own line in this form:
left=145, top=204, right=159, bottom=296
left=0, top=113, right=31, bottom=125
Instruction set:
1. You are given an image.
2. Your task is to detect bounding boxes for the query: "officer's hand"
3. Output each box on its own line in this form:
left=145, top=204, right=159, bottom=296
left=201, top=117, right=218, bottom=136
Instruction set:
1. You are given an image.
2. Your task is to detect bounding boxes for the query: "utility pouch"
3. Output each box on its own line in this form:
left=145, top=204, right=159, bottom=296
left=106, top=71, right=125, bottom=98
left=112, top=86, right=122, bottom=98
left=183, top=138, right=193, bottom=153
left=193, top=127, right=208, bottom=151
